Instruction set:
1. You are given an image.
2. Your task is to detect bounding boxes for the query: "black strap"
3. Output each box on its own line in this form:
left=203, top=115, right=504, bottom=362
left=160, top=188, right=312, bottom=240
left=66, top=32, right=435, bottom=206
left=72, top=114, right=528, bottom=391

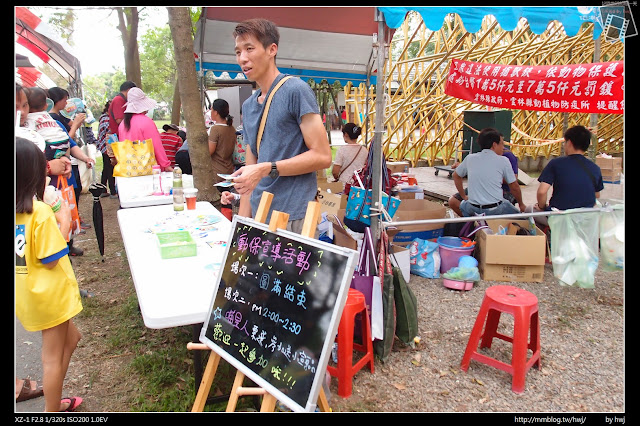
left=570, top=155, right=597, bottom=189
left=337, top=145, right=364, bottom=181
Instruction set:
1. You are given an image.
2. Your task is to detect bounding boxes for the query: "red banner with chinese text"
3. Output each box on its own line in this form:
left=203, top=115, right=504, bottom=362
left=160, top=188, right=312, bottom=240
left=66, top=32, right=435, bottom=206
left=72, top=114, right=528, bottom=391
left=445, top=59, right=624, bottom=114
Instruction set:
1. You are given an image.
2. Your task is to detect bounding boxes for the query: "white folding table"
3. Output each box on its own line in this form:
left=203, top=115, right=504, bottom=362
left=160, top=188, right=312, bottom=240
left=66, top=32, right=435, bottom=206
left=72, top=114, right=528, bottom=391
left=117, top=202, right=232, bottom=328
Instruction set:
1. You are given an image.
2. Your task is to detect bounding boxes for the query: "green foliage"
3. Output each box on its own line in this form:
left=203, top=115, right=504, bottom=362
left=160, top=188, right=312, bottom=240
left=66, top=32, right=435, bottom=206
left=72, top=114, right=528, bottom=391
left=139, top=25, right=176, bottom=110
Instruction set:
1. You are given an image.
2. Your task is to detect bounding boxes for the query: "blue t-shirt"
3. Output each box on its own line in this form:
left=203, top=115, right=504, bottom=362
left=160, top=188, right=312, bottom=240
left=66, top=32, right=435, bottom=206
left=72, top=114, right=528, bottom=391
left=502, top=149, right=518, bottom=192
left=241, top=74, right=320, bottom=221
left=538, top=154, right=604, bottom=210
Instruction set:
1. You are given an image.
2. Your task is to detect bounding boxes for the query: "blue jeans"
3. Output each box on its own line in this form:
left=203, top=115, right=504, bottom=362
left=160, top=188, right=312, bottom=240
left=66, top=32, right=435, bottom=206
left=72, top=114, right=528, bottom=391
left=460, top=199, right=520, bottom=217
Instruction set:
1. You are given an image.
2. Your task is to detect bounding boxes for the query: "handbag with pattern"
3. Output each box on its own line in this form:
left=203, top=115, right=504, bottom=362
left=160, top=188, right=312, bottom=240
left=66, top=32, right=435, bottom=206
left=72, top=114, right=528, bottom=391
left=112, top=139, right=157, bottom=177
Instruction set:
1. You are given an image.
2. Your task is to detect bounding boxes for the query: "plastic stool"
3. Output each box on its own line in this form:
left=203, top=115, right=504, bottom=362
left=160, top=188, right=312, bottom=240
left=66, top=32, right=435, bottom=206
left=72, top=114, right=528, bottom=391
left=327, top=288, right=375, bottom=398
left=460, top=285, right=541, bottom=393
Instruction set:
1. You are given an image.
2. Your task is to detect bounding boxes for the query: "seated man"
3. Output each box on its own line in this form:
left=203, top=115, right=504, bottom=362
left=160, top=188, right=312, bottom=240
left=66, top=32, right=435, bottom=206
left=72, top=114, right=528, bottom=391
left=448, top=143, right=520, bottom=216
left=526, top=125, right=603, bottom=226
left=451, top=128, right=525, bottom=217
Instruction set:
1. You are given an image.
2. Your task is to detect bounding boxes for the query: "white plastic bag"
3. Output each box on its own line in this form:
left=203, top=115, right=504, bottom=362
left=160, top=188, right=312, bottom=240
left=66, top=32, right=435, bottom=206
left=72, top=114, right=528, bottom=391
left=549, top=210, right=600, bottom=288
left=599, top=204, right=624, bottom=271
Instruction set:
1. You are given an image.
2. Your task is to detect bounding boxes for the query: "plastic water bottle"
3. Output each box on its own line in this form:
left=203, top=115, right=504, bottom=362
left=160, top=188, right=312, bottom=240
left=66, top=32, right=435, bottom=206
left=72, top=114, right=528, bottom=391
left=43, top=185, right=62, bottom=212
left=152, top=165, right=162, bottom=195
left=172, top=166, right=184, bottom=211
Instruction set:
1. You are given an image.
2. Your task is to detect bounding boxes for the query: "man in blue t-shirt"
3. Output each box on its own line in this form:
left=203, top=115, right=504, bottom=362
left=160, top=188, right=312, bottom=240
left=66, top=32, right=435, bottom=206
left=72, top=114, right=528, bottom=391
left=527, top=125, right=604, bottom=226
left=230, top=18, right=332, bottom=232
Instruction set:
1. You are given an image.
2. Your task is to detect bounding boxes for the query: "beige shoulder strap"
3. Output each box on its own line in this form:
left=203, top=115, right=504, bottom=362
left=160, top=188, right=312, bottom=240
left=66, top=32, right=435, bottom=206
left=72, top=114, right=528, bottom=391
left=256, top=75, right=293, bottom=154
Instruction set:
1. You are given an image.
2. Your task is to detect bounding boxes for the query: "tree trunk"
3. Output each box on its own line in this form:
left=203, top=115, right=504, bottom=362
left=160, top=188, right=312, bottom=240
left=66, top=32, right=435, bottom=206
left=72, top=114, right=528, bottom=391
left=116, top=7, right=142, bottom=87
left=167, top=7, right=216, bottom=202
left=171, top=79, right=181, bottom=125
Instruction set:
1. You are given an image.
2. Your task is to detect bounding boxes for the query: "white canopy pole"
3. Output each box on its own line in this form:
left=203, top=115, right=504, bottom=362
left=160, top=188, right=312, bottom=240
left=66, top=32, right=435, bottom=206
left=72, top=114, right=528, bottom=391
left=371, top=8, right=387, bottom=242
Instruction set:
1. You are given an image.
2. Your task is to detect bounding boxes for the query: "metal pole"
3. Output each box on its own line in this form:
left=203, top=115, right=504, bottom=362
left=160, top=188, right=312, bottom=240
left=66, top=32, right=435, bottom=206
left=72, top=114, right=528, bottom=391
left=371, top=8, right=387, bottom=241
left=588, top=37, right=601, bottom=160
left=380, top=206, right=614, bottom=229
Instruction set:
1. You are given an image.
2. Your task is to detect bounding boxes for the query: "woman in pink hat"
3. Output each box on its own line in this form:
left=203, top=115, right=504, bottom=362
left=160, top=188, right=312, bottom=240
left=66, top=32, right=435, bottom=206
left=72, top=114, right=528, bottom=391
left=118, top=87, right=172, bottom=172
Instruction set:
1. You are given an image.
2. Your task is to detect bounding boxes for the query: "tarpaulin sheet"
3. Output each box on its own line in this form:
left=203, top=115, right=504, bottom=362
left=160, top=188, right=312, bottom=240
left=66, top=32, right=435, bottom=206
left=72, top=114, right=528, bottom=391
left=445, top=59, right=624, bottom=114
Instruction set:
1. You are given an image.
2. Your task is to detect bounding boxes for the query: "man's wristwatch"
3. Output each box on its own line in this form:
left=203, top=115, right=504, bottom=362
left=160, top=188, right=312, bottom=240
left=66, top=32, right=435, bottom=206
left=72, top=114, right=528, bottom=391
left=269, top=162, right=279, bottom=179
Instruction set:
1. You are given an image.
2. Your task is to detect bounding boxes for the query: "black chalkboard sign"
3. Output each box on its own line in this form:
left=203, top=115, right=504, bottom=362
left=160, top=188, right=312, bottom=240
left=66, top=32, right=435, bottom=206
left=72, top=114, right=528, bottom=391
left=200, top=216, right=358, bottom=412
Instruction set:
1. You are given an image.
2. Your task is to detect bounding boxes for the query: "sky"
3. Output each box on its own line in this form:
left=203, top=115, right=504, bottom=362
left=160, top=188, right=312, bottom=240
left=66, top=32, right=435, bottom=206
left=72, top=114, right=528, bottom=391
left=24, top=6, right=171, bottom=77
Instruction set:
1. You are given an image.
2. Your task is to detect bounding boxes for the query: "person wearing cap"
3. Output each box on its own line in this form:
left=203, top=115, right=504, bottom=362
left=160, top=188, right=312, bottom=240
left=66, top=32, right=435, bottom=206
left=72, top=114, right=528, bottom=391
left=332, top=123, right=368, bottom=186
left=160, top=123, right=183, bottom=168
left=117, top=87, right=172, bottom=172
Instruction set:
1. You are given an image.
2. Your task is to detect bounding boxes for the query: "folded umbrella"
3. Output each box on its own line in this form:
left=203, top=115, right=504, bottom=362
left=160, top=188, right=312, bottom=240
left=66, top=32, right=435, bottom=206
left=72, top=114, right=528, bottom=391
left=88, top=169, right=108, bottom=261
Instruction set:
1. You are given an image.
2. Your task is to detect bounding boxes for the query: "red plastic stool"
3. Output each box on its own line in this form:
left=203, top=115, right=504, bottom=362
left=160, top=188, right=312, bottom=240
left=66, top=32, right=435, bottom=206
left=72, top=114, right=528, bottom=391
left=327, top=288, right=375, bottom=398
left=460, top=285, right=541, bottom=393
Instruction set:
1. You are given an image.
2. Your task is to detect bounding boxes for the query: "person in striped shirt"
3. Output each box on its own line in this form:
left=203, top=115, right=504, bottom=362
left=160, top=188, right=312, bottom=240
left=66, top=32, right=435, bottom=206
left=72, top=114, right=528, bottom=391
left=159, top=123, right=183, bottom=168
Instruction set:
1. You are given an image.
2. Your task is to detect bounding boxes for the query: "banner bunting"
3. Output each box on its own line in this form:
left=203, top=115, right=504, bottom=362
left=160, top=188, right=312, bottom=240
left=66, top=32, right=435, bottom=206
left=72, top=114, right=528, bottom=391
left=445, top=59, right=624, bottom=114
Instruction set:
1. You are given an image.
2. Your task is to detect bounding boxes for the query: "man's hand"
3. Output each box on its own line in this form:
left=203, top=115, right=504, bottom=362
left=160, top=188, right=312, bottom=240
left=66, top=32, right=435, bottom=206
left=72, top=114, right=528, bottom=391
left=231, top=163, right=270, bottom=196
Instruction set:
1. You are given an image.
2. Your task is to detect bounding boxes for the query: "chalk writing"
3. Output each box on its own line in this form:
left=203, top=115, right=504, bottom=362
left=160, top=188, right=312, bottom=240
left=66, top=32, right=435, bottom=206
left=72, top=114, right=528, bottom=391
left=202, top=218, right=356, bottom=411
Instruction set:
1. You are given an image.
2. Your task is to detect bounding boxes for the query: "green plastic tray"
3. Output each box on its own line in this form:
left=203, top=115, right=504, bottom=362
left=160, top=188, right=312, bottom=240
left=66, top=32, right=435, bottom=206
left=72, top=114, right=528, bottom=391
left=156, top=231, right=197, bottom=259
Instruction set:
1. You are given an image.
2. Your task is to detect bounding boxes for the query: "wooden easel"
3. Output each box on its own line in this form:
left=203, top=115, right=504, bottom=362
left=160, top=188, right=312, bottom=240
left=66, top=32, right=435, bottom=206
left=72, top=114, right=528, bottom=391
left=189, top=192, right=330, bottom=412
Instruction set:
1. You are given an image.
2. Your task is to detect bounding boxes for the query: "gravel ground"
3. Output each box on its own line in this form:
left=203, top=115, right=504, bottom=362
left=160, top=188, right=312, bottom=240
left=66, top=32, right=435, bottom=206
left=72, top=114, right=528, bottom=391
left=327, top=264, right=625, bottom=414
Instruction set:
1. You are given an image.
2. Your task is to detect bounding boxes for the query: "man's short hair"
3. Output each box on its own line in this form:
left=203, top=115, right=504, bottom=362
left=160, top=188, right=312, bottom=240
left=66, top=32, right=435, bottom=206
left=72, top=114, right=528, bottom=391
left=478, top=128, right=503, bottom=150
left=233, top=18, right=280, bottom=49
left=564, top=125, right=592, bottom=152
left=120, top=81, right=137, bottom=92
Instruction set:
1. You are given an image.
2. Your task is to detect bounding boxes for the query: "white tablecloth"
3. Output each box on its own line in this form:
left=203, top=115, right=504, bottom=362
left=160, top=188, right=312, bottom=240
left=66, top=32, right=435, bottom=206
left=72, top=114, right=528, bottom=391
left=117, top=202, right=232, bottom=328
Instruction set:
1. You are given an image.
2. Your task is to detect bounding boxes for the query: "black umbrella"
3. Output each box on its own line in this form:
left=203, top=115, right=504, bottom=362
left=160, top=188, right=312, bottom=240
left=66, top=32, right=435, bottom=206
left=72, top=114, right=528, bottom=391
left=88, top=169, right=108, bottom=261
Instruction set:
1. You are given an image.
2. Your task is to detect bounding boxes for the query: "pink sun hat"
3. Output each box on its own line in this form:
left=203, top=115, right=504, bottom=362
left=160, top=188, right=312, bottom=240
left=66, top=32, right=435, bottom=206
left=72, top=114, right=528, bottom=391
left=124, top=87, right=157, bottom=114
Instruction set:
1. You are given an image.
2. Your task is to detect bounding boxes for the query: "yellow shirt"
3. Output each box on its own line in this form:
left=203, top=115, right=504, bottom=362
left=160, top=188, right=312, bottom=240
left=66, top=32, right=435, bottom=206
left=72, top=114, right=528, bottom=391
left=15, top=201, right=82, bottom=332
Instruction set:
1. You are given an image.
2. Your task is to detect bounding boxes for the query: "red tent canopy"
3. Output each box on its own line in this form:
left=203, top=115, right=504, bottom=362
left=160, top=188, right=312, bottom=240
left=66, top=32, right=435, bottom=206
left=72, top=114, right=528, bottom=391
left=15, top=6, right=82, bottom=94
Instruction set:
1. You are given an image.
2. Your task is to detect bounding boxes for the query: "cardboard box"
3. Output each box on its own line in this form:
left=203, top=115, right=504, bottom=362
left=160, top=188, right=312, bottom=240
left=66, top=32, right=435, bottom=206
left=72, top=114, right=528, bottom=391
left=387, top=161, right=410, bottom=174
left=475, top=219, right=546, bottom=283
left=397, top=189, right=424, bottom=200
left=327, top=214, right=358, bottom=251
left=388, top=199, right=447, bottom=243
left=595, top=156, right=622, bottom=170
left=317, top=190, right=347, bottom=216
left=601, top=168, right=622, bottom=183
left=317, top=177, right=345, bottom=194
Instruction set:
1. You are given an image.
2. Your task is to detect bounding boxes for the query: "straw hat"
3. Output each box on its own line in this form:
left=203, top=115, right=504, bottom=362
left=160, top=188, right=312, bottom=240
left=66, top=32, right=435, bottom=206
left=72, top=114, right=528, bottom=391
left=124, top=87, right=157, bottom=114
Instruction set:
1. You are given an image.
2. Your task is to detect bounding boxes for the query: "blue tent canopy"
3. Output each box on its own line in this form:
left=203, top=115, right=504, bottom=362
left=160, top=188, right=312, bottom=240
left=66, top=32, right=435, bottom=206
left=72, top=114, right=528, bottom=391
left=379, top=6, right=604, bottom=38
left=195, top=7, right=606, bottom=86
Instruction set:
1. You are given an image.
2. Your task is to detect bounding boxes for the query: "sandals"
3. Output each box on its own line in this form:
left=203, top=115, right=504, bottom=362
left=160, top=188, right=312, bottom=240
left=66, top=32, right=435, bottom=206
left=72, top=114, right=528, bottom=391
left=16, top=379, right=44, bottom=402
left=60, top=396, right=83, bottom=412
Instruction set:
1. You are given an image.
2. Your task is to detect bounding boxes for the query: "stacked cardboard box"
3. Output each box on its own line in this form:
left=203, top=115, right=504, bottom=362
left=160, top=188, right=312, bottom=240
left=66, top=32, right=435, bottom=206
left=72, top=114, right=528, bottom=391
left=474, top=219, right=546, bottom=283
left=595, top=155, right=623, bottom=183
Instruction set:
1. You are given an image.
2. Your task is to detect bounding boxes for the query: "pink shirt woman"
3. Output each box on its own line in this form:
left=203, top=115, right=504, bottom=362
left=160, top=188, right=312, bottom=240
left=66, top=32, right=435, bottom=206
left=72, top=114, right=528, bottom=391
left=117, top=87, right=171, bottom=171
left=118, top=114, right=171, bottom=170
